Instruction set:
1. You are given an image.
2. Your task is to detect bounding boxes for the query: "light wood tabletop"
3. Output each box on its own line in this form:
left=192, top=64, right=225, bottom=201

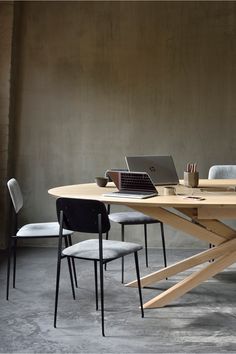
left=49, top=179, right=236, bottom=309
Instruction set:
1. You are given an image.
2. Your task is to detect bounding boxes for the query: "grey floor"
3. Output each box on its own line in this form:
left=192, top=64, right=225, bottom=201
left=1, top=247, right=236, bottom=354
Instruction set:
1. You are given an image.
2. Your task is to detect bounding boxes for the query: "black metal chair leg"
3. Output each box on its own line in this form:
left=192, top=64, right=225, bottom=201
left=94, top=261, right=98, bottom=310
left=67, top=257, right=76, bottom=300
left=144, top=224, right=148, bottom=267
left=64, top=237, right=76, bottom=299
left=121, top=224, right=125, bottom=284
left=6, top=238, right=12, bottom=300
left=160, top=222, right=167, bottom=268
left=209, top=243, right=215, bottom=262
left=99, top=260, right=105, bottom=336
left=13, top=238, right=17, bottom=288
left=68, top=235, right=78, bottom=288
left=104, top=237, right=108, bottom=271
left=105, top=231, right=109, bottom=241
left=134, top=252, right=144, bottom=318
left=54, top=253, right=62, bottom=328
left=104, top=204, right=110, bottom=272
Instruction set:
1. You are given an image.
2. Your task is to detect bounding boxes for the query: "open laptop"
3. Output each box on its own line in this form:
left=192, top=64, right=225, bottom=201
left=103, top=170, right=158, bottom=199
left=125, top=155, right=179, bottom=186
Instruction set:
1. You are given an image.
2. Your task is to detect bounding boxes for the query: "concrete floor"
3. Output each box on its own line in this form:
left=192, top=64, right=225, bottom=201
left=0, top=247, right=236, bottom=353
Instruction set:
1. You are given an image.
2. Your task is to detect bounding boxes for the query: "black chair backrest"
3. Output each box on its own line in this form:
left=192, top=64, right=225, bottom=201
left=56, top=198, right=110, bottom=234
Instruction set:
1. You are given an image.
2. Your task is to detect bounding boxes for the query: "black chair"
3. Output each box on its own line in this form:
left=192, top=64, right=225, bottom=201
left=6, top=178, right=77, bottom=300
left=105, top=170, right=167, bottom=283
left=54, top=198, right=144, bottom=336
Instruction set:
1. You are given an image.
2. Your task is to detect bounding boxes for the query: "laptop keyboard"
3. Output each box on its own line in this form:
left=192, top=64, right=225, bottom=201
left=120, top=172, right=156, bottom=191
left=104, top=170, right=158, bottom=198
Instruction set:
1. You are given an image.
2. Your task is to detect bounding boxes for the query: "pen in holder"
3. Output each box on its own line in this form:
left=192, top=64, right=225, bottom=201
left=184, top=162, right=199, bottom=188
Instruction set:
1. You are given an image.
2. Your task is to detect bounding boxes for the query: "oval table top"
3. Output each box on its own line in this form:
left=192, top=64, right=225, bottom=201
left=48, top=179, right=236, bottom=208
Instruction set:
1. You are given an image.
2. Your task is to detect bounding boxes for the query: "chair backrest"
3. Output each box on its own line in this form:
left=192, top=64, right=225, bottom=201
left=208, top=165, right=236, bottom=179
left=56, top=198, right=110, bottom=234
left=7, top=178, right=24, bottom=214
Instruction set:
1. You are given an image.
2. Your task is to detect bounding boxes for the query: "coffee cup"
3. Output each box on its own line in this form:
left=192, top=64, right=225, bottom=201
left=163, top=186, right=176, bottom=196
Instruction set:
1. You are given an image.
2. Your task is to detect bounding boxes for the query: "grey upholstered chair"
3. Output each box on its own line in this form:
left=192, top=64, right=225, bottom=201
left=6, top=178, right=77, bottom=300
left=208, top=165, right=236, bottom=252
left=208, top=165, right=236, bottom=179
left=54, top=198, right=144, bottom=336
left=105, top=170, right=167, bottom=283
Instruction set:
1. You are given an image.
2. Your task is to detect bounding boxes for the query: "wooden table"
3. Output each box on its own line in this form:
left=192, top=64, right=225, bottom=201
left=49, top=179, right=236, bottom=309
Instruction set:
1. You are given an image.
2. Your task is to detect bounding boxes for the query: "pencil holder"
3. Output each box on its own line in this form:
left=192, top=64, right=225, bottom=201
left=184, top=171, right=199, bottom=188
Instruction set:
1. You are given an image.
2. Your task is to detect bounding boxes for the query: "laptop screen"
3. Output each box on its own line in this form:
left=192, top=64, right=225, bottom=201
left=125, top=155, right=179, bottom=186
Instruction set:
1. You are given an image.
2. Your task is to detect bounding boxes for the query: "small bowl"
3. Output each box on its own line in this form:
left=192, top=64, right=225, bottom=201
left=95, top=177, right=108, bottom=187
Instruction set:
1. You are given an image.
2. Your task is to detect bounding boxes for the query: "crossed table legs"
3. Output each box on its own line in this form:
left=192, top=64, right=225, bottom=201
left=126, top=205, right=236, bottom=309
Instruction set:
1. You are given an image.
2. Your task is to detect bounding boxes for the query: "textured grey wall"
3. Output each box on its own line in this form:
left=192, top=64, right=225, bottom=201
left=10, top=1, right=236, bottom=248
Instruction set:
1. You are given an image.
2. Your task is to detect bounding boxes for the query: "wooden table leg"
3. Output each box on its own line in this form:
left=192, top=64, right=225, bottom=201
left=124, top=205, right=236, bottom=308
left=126, top=236, right=236, bottom=288
left=129, top=206, right=226, bottom=245
left=143, top=250, right=236, bottom=308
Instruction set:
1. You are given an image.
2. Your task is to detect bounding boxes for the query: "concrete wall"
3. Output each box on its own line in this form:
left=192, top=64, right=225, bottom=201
left=2, top=1, right=236, bottom=248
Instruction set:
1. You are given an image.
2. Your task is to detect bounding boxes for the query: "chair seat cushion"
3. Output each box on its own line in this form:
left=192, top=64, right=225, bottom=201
left=109, top=211, right=159, bottom=225
left=16, top=222, right=72, bottom=237
left=62, top=239, right=142, bottom=261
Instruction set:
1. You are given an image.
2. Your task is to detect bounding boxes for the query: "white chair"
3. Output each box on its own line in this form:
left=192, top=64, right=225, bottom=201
left=6, top=178, right=77, bottom=300
left=208, top=165, right=236, bottom=253
left=108, top=209, right=167, bottom=283
left=208, top=165, right=236, bottom=179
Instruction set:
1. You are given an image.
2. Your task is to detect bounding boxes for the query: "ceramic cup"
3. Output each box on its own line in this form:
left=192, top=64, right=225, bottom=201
left=163, top=186, right=176, bottom=196
left=95, top=177, right=108, bottom=187
left=184, top=171, right=199, bottom=188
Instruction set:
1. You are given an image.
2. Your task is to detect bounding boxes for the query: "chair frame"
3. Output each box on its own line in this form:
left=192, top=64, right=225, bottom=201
left=54, top=198, right=144, bottom=336
left=106, top=204, right=167, bottom=283
left=6, top=178, right=77, bottom=300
